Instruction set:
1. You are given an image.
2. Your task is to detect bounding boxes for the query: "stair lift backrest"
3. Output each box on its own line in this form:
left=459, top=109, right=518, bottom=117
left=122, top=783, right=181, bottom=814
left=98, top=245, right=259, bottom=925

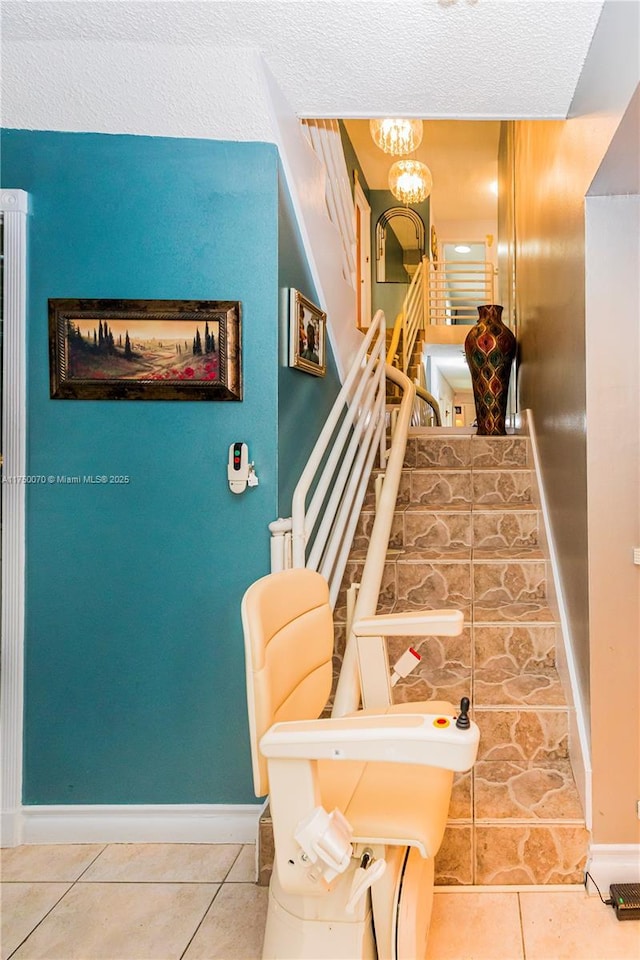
left=241, top=568, right=335, bottom=797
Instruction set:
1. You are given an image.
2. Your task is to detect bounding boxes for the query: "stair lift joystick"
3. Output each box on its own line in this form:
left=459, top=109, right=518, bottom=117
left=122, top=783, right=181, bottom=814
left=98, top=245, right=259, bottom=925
left=456, top=697, right=471, bottom=729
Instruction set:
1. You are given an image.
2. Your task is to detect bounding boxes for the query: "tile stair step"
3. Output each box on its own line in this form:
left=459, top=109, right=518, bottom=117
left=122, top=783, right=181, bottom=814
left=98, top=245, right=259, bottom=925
left=388, top=556, right=548, bottom=603
left=401, top=469, right=535, bottom=507
left=472, top=758, right=584, bottom=822
left=389, top=631, right=564, bottom=711
left=435, top=822, right=589, bottom=885
left=472, top=559, right=548, bottom=606
left=472, top=705, right=570, bottom=763
left=474, top=623, right=558, bottom=674
left=404, top=435, right=530, bottom=470
left=360, top=510, right=537, bottom=552
left=442, top=757, right=584, bottom=826
left=355, top=506, right=540, bottom=552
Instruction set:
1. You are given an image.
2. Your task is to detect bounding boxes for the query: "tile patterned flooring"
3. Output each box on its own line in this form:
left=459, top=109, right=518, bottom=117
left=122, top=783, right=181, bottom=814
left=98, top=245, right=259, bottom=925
left=3, top=843, right=639, bottom=960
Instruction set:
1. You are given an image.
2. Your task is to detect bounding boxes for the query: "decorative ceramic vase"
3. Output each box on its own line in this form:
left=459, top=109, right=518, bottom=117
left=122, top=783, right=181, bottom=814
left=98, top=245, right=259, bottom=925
left=464, top=304, right=516, bottom=436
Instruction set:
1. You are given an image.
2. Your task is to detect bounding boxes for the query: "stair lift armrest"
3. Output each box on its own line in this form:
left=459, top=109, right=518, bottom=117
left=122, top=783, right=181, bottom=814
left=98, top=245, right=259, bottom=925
left=262, top=713, right=479, bottom=896
left=352, top=608, right=464, bottom=638
left=261, top=712, right=479, bottom=774
left=350, top=609, right=464, bottom=709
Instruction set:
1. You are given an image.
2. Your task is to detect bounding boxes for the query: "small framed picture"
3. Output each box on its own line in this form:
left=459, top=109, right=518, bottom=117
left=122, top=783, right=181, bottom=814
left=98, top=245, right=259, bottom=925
left=289, top=289, right=326, bottom=377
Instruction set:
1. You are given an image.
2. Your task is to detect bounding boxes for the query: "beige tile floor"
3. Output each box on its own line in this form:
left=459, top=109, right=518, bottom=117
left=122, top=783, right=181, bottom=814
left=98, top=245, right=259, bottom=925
left=2, top=843, right=639, bottom=960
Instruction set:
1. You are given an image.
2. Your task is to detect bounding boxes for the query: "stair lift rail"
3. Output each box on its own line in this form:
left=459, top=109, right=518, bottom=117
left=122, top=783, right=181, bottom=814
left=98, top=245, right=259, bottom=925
left=385, top=258, right=441, bottom=427
left=332, top=362, right=416, bottom=718
left=269, top=311, right=390, bottom=608
left=413, top=382, right=442, bottom=427
left=401, top=255, right=428, bottom=373
left=385, top=256, right=427, bottom=377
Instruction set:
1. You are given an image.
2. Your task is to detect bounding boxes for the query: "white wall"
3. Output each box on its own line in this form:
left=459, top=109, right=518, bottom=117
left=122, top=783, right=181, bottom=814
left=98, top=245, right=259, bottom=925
left=429, top=362, right=456, bottom=426
left=1, top=40, right=275, bottom=141
left=585, top=193, right=640, bottom=846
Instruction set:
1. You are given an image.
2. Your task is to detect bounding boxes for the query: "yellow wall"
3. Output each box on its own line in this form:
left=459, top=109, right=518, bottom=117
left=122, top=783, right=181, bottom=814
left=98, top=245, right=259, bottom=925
left=508, top=83, right=639, bottom=843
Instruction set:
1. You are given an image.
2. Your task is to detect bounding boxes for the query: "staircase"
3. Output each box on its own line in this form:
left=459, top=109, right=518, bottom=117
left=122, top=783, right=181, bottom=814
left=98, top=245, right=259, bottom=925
left=338, top=430, right=589, bottom=885
left=386, top=325, right=438, bottom=427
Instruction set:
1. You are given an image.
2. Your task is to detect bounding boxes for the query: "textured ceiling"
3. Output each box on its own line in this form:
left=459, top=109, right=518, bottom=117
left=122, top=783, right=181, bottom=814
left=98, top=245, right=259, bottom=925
left=3, top=0, right=605, bottom=119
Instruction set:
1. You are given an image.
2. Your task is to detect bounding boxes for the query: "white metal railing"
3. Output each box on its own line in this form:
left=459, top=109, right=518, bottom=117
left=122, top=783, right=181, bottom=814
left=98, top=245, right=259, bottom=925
left=383, top=256, right=427, bottom=376
left=302, top=119, right=356, bottom=290
left=270, top=311, right=387, bottom=607
left=429, top=260, right=495, bottom=325
left=385, top=257, right=440, bottom=426
left=413, top=382, right=441, bottom=428
left=401, top=255, right=428, bottom=372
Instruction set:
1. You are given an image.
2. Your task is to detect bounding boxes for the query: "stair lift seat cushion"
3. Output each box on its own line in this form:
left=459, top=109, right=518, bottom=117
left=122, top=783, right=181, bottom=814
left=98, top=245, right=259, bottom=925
left=242, top=568, right=455, bottom=859
left=243, top=568, right=335, bottom=797
left=318, top=701, right=454, bottom=859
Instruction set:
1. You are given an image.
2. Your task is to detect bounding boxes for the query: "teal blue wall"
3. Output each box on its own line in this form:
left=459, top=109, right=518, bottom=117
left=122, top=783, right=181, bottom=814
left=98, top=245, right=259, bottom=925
left=277, top=169, right=341, bottom=515
left=1, top=130, right=280, bottom=804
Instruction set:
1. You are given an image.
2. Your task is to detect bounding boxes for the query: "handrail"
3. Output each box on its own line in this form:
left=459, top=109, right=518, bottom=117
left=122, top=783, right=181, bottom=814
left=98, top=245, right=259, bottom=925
left=332, top=363, right=416, bottom=717
left=385, top=258, right=441, bottom=426
left=385, top=259, right=428, bottom=375
left=402, top=256, right=427, bottom=373
left=270, top=312, right=387, bottom=608
left=415, top=382, right=441, bottom=426
left=385, top=311, right=402, bottom=366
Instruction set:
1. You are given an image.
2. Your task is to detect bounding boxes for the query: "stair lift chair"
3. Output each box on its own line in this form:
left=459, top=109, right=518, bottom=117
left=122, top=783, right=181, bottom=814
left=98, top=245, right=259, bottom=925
left=242, top=567, right=479, bottom=960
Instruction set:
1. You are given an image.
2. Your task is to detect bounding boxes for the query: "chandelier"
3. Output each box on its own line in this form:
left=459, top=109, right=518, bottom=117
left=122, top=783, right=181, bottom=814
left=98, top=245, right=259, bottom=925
left=369, top=118, right=423, bottom=156
left=388, top=159, right=433, bottom=205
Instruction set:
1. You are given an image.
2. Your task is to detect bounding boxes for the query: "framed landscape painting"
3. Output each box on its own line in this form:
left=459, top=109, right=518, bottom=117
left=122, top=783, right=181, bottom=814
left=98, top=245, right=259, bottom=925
left=49, top=299, right=242, bottom=400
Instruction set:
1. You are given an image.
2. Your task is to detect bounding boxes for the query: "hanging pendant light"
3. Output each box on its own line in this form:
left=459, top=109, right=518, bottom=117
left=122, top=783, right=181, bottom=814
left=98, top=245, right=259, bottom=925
left=388, top=160, right=433, bottom=205
left=370, top=118, right=423, bottom=156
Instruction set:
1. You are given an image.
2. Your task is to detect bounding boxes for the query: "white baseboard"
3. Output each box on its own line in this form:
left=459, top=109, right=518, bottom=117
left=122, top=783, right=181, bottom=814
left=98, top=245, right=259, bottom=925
left=14, top=804, right=262, bottom=846
left=586, top=844, right=640, bottom=894
left=0, top=808, right=23, bottom=848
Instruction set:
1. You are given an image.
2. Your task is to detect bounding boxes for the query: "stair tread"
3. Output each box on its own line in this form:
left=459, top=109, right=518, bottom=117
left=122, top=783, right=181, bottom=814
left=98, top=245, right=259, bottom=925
left=473, top=601, right=556, bottom=623
left=473, top=547, right=545, bottom=560
left=396, top=547, right=472, bottom=560
left=384, top=547, right=544, bottom=561
left=396, top=502, right=537, bottom=514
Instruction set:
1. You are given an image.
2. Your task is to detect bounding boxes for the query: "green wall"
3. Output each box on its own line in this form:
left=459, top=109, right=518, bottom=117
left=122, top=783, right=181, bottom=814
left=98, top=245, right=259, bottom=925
left=370, top=190, right=430, bottom=326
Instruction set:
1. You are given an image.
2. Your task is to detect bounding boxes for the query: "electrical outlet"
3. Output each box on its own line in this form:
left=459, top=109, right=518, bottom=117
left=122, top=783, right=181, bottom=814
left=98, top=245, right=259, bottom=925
left=633, top=547, right=640, bottom=565
left=637, top=800, right=640, bottom=820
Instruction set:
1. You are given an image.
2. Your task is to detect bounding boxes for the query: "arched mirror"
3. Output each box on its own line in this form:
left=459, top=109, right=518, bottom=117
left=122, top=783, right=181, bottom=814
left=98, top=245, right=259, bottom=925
left=375, top=207, right=425, bottom=283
